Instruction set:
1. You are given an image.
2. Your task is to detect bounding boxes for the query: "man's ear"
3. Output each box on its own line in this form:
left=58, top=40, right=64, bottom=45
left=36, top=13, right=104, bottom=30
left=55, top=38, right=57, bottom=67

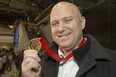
left=81, top=16, right=86, bottom=30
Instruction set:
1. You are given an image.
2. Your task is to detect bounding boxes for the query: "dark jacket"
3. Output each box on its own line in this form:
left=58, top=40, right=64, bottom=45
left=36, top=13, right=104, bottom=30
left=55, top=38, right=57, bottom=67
left=40, top=34, right=116, bottom=77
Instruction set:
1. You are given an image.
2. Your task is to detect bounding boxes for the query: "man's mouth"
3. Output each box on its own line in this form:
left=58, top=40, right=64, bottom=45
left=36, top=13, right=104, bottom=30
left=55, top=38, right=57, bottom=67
left=58, top=33, right=71, bottom=38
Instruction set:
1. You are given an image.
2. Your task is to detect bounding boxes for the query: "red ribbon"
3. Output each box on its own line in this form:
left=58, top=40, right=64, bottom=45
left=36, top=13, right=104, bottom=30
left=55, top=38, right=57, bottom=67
left=33, top=38, right=86, bottom=62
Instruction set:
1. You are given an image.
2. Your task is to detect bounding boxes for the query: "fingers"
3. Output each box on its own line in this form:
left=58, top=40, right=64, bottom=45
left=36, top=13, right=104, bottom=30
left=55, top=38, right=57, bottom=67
left=22, top=50, right=41, bottom=77
left=24, top=50, right=41, bottom=62
left=22, top=57, right=40, bottom=70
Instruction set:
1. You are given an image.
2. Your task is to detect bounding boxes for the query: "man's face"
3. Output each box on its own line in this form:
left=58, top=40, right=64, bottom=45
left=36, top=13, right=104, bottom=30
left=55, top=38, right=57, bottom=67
left=50, top=3, right=85, bottom=51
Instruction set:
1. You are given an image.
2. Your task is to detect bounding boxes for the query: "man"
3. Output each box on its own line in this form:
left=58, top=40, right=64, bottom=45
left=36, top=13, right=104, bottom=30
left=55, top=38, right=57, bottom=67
left=22, top=1, right=116, bottom=77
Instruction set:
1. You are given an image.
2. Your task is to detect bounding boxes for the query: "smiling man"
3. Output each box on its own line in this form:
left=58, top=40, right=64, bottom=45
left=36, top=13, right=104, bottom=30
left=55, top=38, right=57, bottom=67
left=21, top=1, right=116, bottom=77
left=50, top=2, right=85, bottom=56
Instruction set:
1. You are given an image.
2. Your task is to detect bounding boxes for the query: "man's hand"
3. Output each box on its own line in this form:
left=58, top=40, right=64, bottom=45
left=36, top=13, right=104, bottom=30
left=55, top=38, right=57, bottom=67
left=22, top=50, right=41, bottom=77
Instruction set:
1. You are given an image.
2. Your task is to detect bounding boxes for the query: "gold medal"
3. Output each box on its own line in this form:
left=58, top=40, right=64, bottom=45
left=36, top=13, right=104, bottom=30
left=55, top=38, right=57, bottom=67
left=28, top=38, right=41, bottom=52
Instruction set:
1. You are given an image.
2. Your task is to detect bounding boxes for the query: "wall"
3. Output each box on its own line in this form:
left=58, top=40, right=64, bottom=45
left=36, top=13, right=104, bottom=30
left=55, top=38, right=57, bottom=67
left=84, top=0, right=116, bottom=50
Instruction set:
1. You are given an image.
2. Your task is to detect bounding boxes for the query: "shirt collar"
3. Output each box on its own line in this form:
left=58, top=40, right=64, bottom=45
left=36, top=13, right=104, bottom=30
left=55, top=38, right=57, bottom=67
left=58, top=48, right=73, bottom=62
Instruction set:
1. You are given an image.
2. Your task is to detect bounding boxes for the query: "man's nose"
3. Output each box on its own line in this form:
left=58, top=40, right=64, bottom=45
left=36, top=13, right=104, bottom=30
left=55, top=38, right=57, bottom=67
left=57, top=22, right=65, bottom=33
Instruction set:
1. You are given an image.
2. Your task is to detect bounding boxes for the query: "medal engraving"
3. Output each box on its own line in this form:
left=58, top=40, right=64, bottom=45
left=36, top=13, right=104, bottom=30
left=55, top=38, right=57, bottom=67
left=28, top=39, right=41, bottom=52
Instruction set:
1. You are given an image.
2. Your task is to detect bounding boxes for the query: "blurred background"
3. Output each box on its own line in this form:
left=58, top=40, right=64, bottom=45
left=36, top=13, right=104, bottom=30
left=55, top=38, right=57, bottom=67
left=0, top=0, right=116, bottom=76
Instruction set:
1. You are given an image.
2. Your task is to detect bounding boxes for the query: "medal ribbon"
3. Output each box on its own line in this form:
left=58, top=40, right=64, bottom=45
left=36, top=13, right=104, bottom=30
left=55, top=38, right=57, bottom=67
left=33, top=38, right=86, bottom=62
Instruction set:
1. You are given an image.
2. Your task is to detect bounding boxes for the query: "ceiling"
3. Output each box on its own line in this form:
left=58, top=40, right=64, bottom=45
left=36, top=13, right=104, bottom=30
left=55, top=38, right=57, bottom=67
left=0, top=0, right=53, bottom=23
left=0, top=0, right=111, bottom=24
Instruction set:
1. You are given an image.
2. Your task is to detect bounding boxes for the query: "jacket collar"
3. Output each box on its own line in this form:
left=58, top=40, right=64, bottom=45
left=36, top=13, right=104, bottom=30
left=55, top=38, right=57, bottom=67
left=75, top=34, right=111, bottom=77
left=85, top=34, right=111, bottom=61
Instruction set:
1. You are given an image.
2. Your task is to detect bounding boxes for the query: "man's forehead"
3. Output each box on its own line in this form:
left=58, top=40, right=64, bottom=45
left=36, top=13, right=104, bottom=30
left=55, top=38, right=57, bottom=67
left=51, top=16, right=73, bottom=22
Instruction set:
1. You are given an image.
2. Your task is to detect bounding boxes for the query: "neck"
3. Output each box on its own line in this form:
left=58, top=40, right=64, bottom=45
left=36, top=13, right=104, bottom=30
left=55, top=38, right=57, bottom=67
left=59, top=48, right=71, bottom=56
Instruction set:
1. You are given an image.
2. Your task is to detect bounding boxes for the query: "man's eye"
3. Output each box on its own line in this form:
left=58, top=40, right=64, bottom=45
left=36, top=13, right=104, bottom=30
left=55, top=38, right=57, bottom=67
left=64, top=19, right=72, bottom=23
left=51, top=22, right=59, bottom=26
